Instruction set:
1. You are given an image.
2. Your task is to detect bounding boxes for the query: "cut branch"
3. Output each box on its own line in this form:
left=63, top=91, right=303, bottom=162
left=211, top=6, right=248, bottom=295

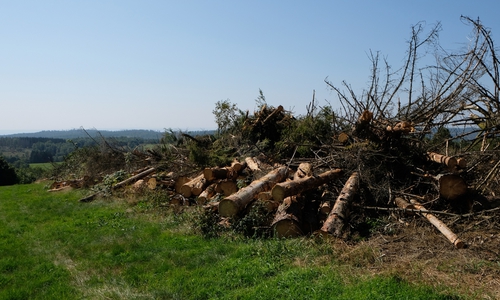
left=410, top=198, right=465, bottom=248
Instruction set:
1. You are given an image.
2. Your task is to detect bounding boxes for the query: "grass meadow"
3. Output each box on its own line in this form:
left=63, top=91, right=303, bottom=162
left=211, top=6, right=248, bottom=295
left=0, top=182, right=462, bottom=299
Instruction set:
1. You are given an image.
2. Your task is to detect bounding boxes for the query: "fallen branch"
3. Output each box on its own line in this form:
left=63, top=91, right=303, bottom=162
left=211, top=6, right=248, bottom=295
left=409, top=198, right=465, bottom=249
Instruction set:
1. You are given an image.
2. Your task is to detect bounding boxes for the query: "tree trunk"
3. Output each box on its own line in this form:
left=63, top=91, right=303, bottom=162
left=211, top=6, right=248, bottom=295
left=320, top=172, right=359, bottom=236
left=218, top=166, right=289, bottom=217
left=271, top=196, right=304, bottom=238
left=409, top=199, right=465, bottom=249
left=180, top=174, right=207, bottom=197
left=272, top=169, right=342, bottom=202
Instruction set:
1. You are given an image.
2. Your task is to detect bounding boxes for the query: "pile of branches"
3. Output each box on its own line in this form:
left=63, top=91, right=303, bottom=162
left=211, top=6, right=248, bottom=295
left=52, top=17, right=500, bottom=248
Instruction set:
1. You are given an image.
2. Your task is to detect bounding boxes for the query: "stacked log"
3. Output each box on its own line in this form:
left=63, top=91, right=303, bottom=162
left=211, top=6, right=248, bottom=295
left=218, top=166, right=289, bottom=217
left=320, top=172, right=360, bottom=237
left=271, top=196, right=305, bottom=238
left=271, top=169, right=343, bottom=202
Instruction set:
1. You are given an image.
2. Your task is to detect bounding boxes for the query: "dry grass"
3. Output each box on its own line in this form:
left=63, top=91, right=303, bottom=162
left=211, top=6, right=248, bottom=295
left=322, top=214, right=500, bottom=299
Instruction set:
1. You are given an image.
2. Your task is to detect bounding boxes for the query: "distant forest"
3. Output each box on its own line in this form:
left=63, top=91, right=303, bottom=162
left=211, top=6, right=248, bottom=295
left=0, top=129, right=215, bottom=165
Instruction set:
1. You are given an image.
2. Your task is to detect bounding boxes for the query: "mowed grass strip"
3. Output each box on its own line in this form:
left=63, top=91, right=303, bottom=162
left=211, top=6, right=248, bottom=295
left=0, top=183, right=460, bottom=299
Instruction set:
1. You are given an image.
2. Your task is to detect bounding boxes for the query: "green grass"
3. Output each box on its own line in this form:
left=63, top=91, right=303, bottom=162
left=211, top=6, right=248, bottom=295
left=0, top=183, right=461, bottom=299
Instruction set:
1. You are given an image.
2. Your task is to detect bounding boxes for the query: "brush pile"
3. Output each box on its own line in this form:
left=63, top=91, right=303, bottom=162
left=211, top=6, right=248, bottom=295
left=52, top=17, right=500, bottom=250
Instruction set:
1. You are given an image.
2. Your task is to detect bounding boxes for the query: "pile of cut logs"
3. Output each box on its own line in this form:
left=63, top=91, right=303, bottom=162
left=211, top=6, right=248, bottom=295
left=56, top=150, right=470, bottom=249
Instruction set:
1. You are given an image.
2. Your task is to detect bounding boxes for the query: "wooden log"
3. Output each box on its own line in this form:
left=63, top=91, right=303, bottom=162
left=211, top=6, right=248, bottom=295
left=175, top=176, right=190, bottom=194
left=147, top=177, right=157, bottom=190
left=132, top=179, right=145, bottom=190
left=245, top=157, right=261, bottom=172
left=272, top=169, right=342, bottom=202
left=215, top=180, right=238, bottom=196
left=197, top=183, right=217, bottom=204
left=231, top=159, right=247, bottom=173
left=113, top=167, right=157, bottom=189
left=218, top=166, right=289, bottom=217
left=262, top=105, right=284, bottom=124
left=337, top=132, right=349, bottom=144
left=180, top=174, right=207, bottom=198
left=78, top=167, right=156, bottom=202
left=203, top=167, right=238, bottom=181
left=394, top=197, right=416, bottom=215
left=271, top=196, right=304, bottom=238
left=435, top=174, right=467, bottom=200
left=427, top=152, right=457, bottom=169
left=293, top=162, right=313, bottom=180
left=320, top=172, right=359, bottom=236
left=319, top=201, right=332, bottom=215
left=258, top=191, right=273, bottom=201
left=456, top=157, right=467, bottom=169
left=258, top=199, right=280, bottom=213
left=409, top=199, right=465, bottom=249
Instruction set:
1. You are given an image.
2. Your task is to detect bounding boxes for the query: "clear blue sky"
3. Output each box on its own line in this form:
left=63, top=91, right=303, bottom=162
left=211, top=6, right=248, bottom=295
left=1, top=1, right=498, bottom=134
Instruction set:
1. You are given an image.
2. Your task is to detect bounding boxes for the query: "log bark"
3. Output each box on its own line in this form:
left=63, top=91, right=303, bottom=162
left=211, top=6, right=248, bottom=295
left=245, top=157, right=261, bottom=172
left=409, top=199, right=465, bottom=249
left=320, top=172, right=359, bottom=236
left=218, top=166, right=289, bottom=217
left=272, top=169, right=342, bottom=202
left=435, top=174, right=467, bottom=200
left=180, top=174, right=207, bottom=197
left=427, top=152, right=458, bottom=169
left=271, top=196, right=305, bottom=238
left=197, top=183, right=216, bottom=204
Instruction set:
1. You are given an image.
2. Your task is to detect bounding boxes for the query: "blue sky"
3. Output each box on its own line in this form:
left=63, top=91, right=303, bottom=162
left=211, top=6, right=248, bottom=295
left=1, top=1, right=498, bottom=134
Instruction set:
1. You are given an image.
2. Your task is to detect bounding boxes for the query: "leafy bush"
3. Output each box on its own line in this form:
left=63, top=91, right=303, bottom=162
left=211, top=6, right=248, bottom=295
left=0, top=156, right=18, bottom=186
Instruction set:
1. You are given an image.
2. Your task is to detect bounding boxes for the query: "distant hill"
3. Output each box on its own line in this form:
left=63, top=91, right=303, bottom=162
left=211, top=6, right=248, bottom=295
left=0, top=129, right=215, bottom=140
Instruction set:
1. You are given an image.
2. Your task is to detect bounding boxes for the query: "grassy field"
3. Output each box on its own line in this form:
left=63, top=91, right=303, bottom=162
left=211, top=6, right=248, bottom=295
left=0, top=182, right=464, bottom=299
